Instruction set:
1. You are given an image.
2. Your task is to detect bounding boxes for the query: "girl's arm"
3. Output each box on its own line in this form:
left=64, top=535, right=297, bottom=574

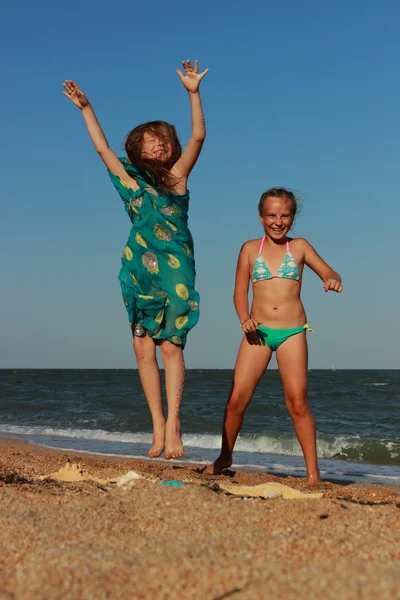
left=62, top=80, right=138, bottom=191
left=171, top=61, right=208, bottom=187
left=234, top=243, right=261, bottom=333
left=301, top=239, right=343, bottom=293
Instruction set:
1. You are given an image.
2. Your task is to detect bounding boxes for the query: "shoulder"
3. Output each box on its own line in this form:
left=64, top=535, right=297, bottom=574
left=120, top=157, right=136, bottom=170
left=241, top=238, right=261, bottom=251
left=243, top=238, right=262, bottom=249
left=289, top=237, right=312, bottom=251
left=239, top=238, right=261, bottom=258
left=119, top=157, right=145, bottom=181
left=116, top=156, right=136, bottom=177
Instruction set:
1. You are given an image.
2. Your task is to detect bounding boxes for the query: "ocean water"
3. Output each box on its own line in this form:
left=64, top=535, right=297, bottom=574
left=1, top=369, right=399, bottom=486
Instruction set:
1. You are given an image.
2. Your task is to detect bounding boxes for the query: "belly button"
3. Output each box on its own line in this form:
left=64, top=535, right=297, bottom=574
left=273, top=307, right=278, bottom=311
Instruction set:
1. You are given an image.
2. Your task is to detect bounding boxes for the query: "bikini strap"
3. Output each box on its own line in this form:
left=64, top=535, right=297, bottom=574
left=258, top=236, right=266, bottom=253
left=286, top=239, right=290, bottom=252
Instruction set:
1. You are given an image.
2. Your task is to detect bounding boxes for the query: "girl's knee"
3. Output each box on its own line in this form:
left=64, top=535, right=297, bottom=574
left=286, top=394, right=309, bottom=418
left=227, top=390, right=248, bottom=415
left=159, top=340, right=182, bottom=361
left=133, top=335, right=156, bottom=361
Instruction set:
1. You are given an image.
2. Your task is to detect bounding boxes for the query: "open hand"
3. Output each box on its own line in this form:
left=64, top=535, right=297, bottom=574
left=176, top=60, right=209, bottom=93
left=324, top=278, right=343, bottom=293
left=62, top=80, right=90, bottom=110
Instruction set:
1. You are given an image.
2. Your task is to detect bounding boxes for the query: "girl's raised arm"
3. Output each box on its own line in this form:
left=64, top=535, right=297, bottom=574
left=62, top=80, right=138, bottom=190
left=171, top=60, right=208, bottom=186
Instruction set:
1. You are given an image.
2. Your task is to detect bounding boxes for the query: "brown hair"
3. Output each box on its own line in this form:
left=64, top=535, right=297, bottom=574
left=258, top=188, right=298, bottom=219
left=125, top=121, right=182, bottom=193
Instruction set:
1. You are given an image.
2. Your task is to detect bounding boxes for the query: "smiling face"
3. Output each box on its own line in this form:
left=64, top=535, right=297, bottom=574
left=140, top=131, right=172, bottom=162
left=125, top=121, right=182, bottom=192
left=259, top=196, right=295, bottom=241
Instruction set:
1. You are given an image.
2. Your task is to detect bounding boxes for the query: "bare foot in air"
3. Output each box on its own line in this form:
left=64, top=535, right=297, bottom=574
left=205, top=454, right=232, bottom=475
left=148, top=421, right=166, bottom=458
left=164, top=420, right=184, bottom=459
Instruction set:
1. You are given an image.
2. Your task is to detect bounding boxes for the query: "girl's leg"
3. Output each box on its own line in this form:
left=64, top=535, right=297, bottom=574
left=276, top=332, right=320, bottom=483
left=159, top=340, right=185, bottom=459
left=208, top=334, right=273, bottom=474
left=133, top=334, right=165, bottom=458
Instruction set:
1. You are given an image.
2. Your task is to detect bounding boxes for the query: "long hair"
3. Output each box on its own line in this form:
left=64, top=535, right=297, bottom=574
left=125, top=121, right=182, bottom=193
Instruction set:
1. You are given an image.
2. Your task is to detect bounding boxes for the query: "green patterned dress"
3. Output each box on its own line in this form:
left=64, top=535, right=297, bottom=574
left=108, top=158, right=200, bottom=348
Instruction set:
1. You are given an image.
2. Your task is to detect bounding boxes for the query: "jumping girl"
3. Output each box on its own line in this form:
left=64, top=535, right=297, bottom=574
left=63, top=60, right=208, bottom=460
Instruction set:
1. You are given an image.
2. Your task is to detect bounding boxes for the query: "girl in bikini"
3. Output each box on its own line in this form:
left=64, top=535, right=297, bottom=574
left=63, top=60, right=208, bottom=460
left=208, top=188, right=342, bottom=483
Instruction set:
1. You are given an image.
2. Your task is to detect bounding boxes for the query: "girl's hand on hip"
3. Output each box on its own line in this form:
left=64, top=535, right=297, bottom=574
left=324, top=278, right=343, bottom=293
left=241, top=318, right=262, bottom=334
left=62, top=80, right=90, bottom=109
left=176, top=60, right=209, bottom=93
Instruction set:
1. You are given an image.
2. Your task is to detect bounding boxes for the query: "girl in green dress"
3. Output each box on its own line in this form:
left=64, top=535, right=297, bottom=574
left=63, top=60, right=208, bottom=460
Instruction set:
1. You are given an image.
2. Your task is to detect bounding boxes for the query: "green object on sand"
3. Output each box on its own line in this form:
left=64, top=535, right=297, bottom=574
left=161, top=480, right=186, bottom=487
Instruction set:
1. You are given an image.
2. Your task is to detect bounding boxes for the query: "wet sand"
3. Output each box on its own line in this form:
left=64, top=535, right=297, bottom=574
left=1, top=438, right=399, bottom=599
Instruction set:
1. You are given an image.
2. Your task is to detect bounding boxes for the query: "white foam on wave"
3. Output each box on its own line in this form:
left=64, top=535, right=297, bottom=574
left=0, top=425, right=328, bottom=457
left=0, top=425, right=154, bottom=444
left=364, top=473, right=400, bottom=481
left=5, top=433, right=400, bottom=485
left=1, top=424, right=399, bottom=464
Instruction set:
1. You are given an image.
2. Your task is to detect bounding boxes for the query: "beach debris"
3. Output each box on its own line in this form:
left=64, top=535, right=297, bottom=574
left=116, top=471, right=141, bottom=487
left=218, top=481, right=323, bottom=500
left=161, top=480, right=186, bottom=487
left=40, top=462, right=141, bottom=487
left=40, top=462, right=90, bottom=483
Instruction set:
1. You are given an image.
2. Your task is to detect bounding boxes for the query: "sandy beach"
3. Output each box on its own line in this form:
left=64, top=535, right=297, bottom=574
left=0, top=438, right=399, bottom=599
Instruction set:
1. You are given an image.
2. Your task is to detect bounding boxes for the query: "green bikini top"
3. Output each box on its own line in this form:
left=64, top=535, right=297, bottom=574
left=252, top=238, right=300, bottom=284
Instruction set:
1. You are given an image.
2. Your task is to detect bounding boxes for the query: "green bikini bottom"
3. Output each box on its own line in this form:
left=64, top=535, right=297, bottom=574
left=256, top=324, right=313, bottom=351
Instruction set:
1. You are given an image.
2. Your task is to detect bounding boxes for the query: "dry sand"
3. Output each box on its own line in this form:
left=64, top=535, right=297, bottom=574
left=0, top=438, right=399, bottom=599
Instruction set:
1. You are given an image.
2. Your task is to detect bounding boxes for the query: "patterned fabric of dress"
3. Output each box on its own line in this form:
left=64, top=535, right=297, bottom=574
left=108, top=158, right=200, bottom=348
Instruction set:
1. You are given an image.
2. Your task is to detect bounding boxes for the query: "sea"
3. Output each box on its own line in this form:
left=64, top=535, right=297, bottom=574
left=1, top=369, right=399, bottom=486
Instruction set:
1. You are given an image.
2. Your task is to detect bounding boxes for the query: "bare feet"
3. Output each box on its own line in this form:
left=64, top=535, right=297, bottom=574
left=148, top=421, right=166, bottom=458
left=164, top=420, right=184, bottom=459
left=205, top=454, right=232, bottom=475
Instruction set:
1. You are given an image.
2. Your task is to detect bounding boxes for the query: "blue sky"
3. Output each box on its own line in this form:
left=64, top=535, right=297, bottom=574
left=1, top=0, right=399, bottom=369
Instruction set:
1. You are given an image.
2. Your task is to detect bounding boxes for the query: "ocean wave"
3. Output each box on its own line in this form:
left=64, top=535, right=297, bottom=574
left=0, top=425, right=154, bottom=444
left=1, top=424, right=399, bottom=466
